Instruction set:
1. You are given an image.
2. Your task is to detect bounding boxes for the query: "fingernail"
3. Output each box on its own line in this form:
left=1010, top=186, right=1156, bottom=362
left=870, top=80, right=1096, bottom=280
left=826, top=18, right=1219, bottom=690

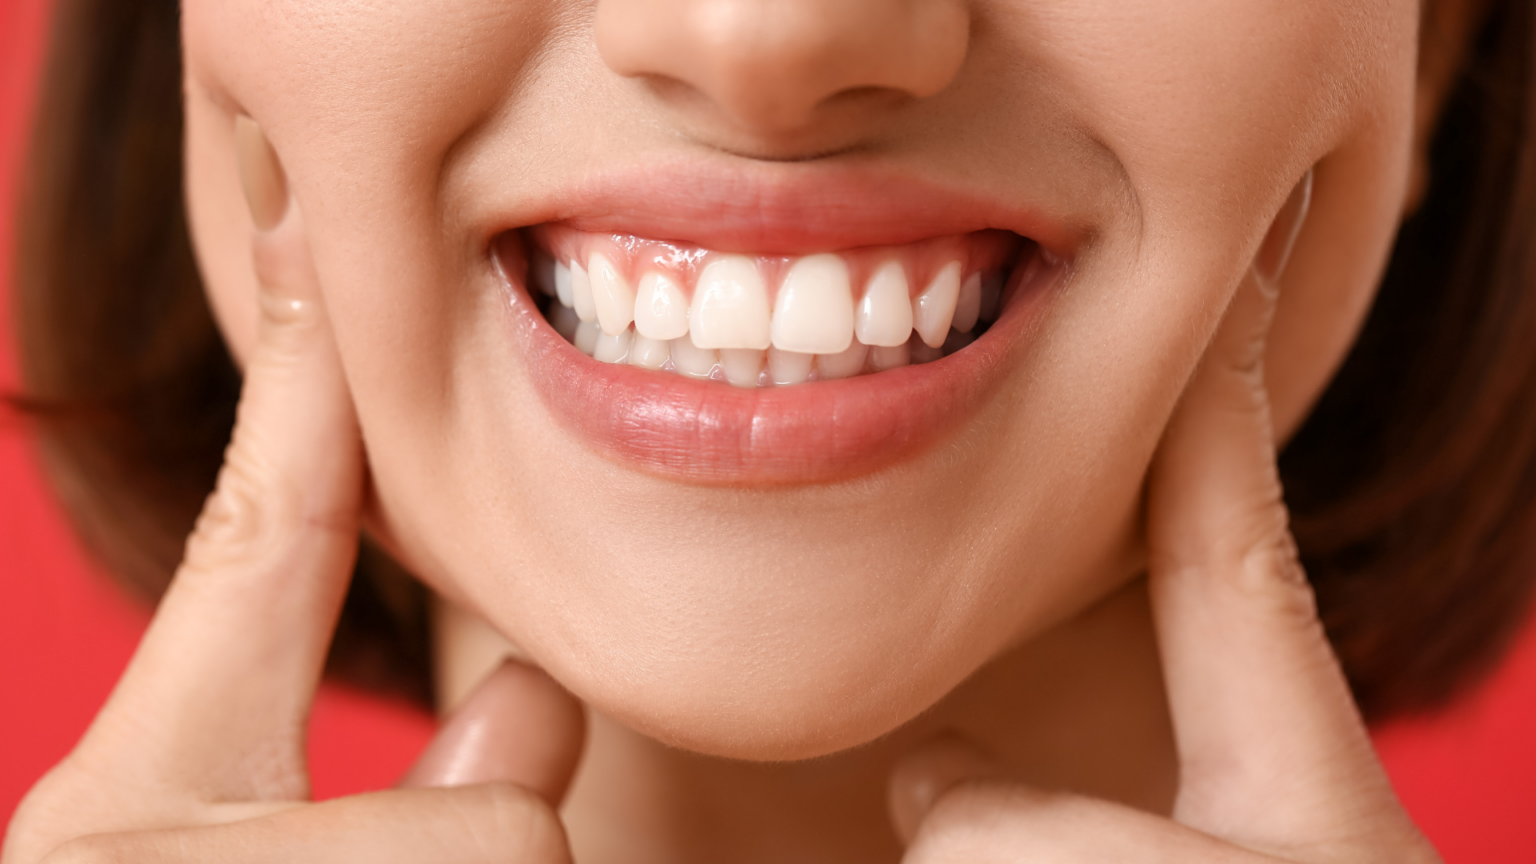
left=235, top=114, right=289, bottom=231
left=887, top=733, right=1000, bottom=844
left=1254, top=168, right=1314, bottom=285
left=400, top=658, right=586, bottom=806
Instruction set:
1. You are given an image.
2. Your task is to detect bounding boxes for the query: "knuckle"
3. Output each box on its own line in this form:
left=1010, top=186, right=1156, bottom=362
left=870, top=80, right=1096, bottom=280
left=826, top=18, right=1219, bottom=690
left=1238, top=532, right=1321, bottom=623
left=460, top=785, right=570, bottom=864
left=182, top=443, right=290, bottom=574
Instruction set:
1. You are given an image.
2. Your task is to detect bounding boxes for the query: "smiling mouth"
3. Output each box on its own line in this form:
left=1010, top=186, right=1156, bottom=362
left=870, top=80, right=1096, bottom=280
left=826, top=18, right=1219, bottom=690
left=488, top=166, right=1070, bottom=484
left=515, top=226, right=1041, bottom=387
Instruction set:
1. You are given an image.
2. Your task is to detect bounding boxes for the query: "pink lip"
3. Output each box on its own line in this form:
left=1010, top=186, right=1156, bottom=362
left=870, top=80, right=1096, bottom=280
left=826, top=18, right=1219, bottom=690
left=495, top=163, right=1070, bottom=484
left=528, top=159, right=1081, bottom=256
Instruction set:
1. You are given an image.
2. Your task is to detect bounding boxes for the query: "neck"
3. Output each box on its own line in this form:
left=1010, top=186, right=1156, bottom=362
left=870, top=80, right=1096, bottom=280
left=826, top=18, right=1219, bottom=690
left=433, top=580, right=1175, bottom=864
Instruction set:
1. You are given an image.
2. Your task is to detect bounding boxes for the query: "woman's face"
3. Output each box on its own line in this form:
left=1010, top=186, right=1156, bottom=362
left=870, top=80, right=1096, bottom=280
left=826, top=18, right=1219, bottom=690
left=182, top=0, right=1416, bottom=759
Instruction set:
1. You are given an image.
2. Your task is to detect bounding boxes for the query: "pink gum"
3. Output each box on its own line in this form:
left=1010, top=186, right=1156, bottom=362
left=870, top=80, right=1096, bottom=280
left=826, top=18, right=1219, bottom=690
left=527, top=225, right=1025, bottom=303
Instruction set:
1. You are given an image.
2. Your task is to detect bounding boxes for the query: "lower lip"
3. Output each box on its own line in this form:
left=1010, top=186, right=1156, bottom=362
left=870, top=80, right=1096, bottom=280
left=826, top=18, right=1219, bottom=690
left=502, top=244, right=1060, bottom=486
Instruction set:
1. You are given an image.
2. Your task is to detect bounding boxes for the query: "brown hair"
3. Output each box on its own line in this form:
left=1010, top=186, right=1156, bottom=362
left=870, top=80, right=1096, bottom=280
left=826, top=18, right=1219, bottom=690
left=11, top=0, right=1536, bottom=719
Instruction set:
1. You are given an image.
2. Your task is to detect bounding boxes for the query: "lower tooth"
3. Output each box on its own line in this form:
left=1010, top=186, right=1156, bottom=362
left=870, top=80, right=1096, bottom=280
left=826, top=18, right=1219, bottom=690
left=593, top=328, right=632, bottom=364
left=869, top=343, right=910, bottom=371
left=817, top=339, right=869, bottom=380
left=671, top=334, right=719, bottom=379
left=768, top=347, right=813, bottom=386
left=629, top=334, right=671, bottom=370
left=720, top=348, right=765, bottom=388
left=575, top=320, right=600, bottom=356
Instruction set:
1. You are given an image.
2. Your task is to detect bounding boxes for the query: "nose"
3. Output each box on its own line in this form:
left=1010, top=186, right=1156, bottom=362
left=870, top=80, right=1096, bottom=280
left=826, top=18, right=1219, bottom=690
left=594, top=0, right=970, bottom=136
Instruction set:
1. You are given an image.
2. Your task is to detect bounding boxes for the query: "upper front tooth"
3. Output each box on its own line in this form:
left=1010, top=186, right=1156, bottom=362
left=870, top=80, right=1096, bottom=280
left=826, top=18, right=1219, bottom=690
left=571, top=260, right=597, bottom=323
left=554, top=261, right=574, bottom=308
left=690, top=255, right=771, bottom=350
left=953, top=272, right=982, bottom=333
left=912, top=261, right=961, bottom=348
left=589, top=252, right=636, bottom=336
left=633, top=271, right=690, bottom=341
left=771, top=254, right=854, bottom=355
left=855, top=260, right=914, bottom=347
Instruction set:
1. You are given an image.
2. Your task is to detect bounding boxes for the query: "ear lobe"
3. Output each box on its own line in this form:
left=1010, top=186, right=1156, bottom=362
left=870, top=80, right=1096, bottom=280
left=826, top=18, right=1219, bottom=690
left=1405, top=0, right=1495, bottom=215
left=235, top=115, right=290, bottom=231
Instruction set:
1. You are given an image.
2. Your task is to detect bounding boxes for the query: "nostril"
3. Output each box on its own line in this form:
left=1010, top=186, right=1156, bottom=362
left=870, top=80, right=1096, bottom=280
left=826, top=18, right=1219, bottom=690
left=595, top=0, right=969, bottom=136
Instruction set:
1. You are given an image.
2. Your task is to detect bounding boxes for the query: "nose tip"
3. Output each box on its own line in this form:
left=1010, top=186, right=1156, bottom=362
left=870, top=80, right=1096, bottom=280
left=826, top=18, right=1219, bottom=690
left=595, top=0, right=970, bottom=136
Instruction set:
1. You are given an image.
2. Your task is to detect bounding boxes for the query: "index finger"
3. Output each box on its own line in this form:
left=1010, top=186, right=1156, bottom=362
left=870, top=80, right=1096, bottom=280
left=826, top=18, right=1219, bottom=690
left=1145, top=173, right=1414, bottom=851
left=72, top=116, right=364, bottom=803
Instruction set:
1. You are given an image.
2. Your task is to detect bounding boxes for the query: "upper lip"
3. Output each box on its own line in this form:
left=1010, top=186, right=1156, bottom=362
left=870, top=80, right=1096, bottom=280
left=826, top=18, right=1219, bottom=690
left=490, top=156, right=1082, bottom=256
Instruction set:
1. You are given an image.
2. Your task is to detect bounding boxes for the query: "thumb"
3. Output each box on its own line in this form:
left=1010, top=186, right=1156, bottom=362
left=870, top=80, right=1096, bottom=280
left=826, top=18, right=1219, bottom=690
left=887, top=734, right=1002, bottom=845
left=400, top=659, right=587, bottom=806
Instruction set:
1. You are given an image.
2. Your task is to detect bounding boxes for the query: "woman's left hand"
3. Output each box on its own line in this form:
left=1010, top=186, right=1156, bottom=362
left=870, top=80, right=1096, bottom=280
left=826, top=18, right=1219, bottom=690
left=887, top=174, right=1442, bottom=863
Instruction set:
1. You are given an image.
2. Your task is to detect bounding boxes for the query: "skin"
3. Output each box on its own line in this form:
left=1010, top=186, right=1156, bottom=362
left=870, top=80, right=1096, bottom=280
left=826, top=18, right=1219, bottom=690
left=0, top=0, right=1485, bottom=861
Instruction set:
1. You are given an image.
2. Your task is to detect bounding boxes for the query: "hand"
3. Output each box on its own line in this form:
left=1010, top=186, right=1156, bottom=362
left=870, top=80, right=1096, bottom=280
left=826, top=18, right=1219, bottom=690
left=888, top=173, right=1442, bottom=863
left=1, top=118, right=584, bottom=864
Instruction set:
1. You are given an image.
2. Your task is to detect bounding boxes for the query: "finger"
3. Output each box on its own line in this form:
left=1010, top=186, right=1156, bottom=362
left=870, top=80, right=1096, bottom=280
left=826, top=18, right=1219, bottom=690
left=401, top=659, right=587, bottom=806
left=906, top=787, right=1272, bottom=864
left=887, top=734, right=1001, bottom=845
left=43, top=785, right=571, bottom=864
left=73, top=116, right=363, bottom=800
left=1145, top=173, right=1413, bottom=849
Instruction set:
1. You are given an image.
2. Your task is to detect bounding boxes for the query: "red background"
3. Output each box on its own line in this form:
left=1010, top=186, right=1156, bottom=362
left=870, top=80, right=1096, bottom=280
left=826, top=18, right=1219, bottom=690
left=2, top=3, right=1533, bottom=858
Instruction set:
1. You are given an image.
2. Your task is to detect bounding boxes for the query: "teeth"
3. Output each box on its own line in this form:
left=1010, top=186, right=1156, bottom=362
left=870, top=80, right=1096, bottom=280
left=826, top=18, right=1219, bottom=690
left=575, top=319, right=600, bottom=356
left=690, top=256, right=772, bottom=350
left=869, top=342, right=910, bottom=372
left=855, top=261, right=915, bottom=347
left=593, top=327, right=632, bottom=363
left=817, top=338, right=869, bottom=380
left=912, top=261, right=961, bottom=348
left=571, top=261, right=597, bottom=323
left=771, top=254, right=855, bottom=355
left=634, top=272, right=690, bottom=341
left=768, top=346, right=813, bottom=385
left=953, top=272, right=981, bottom=334
left=670, top=333, right=719, bottom=379
left=719, top=348, right=765, bottom=387
left=589, top=253, right=636, bottom=336
left=542, top=238, right=1011, bottom=385
left=554, top=261, right=574, bottom=308
left=628, top=333, right=671, bottom=370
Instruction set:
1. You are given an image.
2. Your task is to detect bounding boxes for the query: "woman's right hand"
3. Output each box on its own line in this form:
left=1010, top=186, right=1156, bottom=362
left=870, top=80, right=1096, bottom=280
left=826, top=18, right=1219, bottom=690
left=1, top=118, right=585, bottom=864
